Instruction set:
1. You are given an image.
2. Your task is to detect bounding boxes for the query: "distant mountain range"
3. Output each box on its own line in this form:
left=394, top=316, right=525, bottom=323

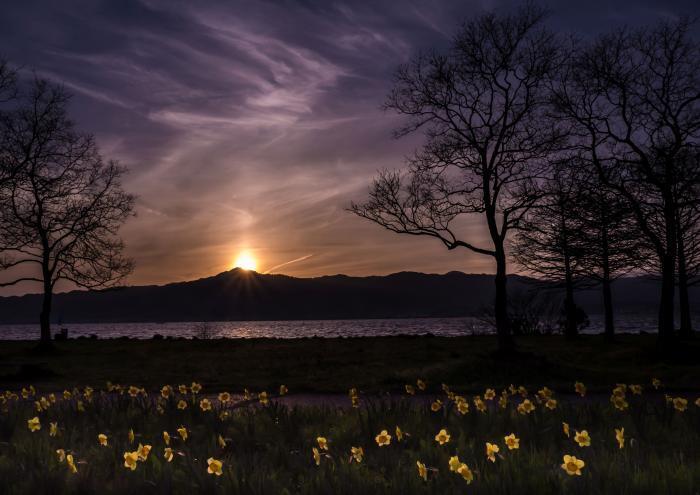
left=0, top=269, right=697, bottom=324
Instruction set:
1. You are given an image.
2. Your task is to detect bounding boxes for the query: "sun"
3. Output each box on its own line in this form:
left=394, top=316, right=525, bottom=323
left=233, top=251, right=257, bottom=271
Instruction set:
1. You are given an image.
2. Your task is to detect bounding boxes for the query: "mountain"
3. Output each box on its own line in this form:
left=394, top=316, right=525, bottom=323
left=0, top=269, right=696, bottom=324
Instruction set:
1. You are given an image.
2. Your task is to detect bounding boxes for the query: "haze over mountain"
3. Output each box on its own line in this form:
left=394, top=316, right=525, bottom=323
left=0, top=269, right=696, bottom=325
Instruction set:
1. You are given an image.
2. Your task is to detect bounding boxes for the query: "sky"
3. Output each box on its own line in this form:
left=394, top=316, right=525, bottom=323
left=0, top=0, right=697, bottom=294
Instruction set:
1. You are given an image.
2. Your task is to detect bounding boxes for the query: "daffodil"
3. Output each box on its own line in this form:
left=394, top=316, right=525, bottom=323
left=218, top=434, right=226, bottom=448
left=673, top=397, right=688, bottom=412
left=27, top=416, right=40, bottom=432
left=561, top=454, right=585, bottom=476
left=395, top=426, right=404, bottom=442
left=517, top=399, right=535, bottom=415
left=615, top=427, right=624, bottom=449
left=178, top=384, right=188, bottom=394
left=474, top=396, right=487, bottom=413
left=630, top=384, right=643, bottom=395
left=163, top=431, right=170, bottom=446
left=504, top=433, right=520, bottom=450
left=695, top=397, right=700, bottom=408
left=375, top=429, right=391, bottom=447
left=486, top=442, right=499, bottom=462
left=317, top=436, right=328, bottom=450
left=128, top=386, right=140, bottom=398
left=416, top=461, right=428, bottom=481
left=207, top=457, right=223, bottom=476
left=161, top=385, right=172, bottom=399
left=177, top=400, right=188, bottom=410
left=545, top=398, right=558, bottom=410
left=431, top=399, right=443, bottom=412
left=66, top=454, right=77, bottom=474
left=259, top=391, right=269, bottom=405
left=218, top=392, right=231, bottom=403
left=351, top=446, right=364, bottom=463
left=128, top=428, right=135, bottom=444
left=434, top=428, right=450, bottom=445
left=124, top=451, right=139, bottom=470
left=484, top=388, right=496, bottom=400
left=575, top=382, right=586, bottom=397
left=56, top=449, right=66, bottom=462
left=199, top=398, right=212, bottom=411
left=611, top=395, right=629, bottom=411
left=457, top=463, right=474, bottom=483
left=537, top=387, right=553, bottom=401
left=98, top=433, right=108, bottom=446
left=177, top=426, right=188, bottom=441
left=652, top=378, right=661, bottom=389
left=417, top=379, right=426, bottom=391
left=405, top=384, right=416, bottom=395
left=191, top=382, right=202, bottom=394
left=279, top=385, right=288, bottom=395
left=50, top=422, right=58, bottom=437
left=457, top=399, right=470, bottom=415
left=312, top=447, right=321, bottom=465
left=76, top=400, right=85, bottom=412
left=563, top=422, right=570, bottom=438
left=574, top=430, right=591, bottom=447
left=449, top=455, right=461, bottom=472
left=164, top=447, right=174, bottom=462
left=136, top=443, right=152, bottom=461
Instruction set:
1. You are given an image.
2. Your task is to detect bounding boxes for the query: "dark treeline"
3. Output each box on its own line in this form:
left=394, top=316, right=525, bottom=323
left=351, top=3, right=700, bottom=352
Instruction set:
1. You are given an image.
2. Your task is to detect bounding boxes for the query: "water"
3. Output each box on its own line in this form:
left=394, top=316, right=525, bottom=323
left=0, top=315, right=658, bottom=340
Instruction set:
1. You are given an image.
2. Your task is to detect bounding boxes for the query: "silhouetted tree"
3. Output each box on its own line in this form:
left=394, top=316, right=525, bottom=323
left=0, top=78, right=135, bottom=344
left=552, top=19, right=700, bottom=346
left=351, top=4, right=565, bottom=353
left=511, top=161, right=587, bottom=338
left=0, top=59, right=16, bottom=102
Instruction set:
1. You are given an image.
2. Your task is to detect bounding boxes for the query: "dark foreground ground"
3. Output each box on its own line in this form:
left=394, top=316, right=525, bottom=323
left=0, top=334, right=699, bottom=393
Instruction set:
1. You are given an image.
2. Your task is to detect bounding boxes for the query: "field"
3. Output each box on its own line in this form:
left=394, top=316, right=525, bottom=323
left=1, top=335, right=699, bottom=494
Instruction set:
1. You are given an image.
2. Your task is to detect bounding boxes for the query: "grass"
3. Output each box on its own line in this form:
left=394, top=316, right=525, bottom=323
left=0, top=334, right=699, bottom=393
left=0, top=381, right=699, bottom=494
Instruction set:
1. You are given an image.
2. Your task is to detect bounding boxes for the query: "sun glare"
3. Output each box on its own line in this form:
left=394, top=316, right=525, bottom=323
left=233, top=252, right=257, bottom=271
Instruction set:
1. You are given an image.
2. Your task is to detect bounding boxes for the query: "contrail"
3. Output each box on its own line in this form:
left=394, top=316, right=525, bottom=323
left=263, top=254, right=315, bottom=274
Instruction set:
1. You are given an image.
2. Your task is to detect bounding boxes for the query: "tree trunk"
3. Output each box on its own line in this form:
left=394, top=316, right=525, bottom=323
left=657, top=188, right=677, bottom=346
left=601, top=226, right=615, bottom=339
left=677, top=219, right=692, bottom=336
left=494, top=248, right=513, bottom=353
left=39, top=280, right=52, bottom=343
left=563, top=252, right=577, bottom=338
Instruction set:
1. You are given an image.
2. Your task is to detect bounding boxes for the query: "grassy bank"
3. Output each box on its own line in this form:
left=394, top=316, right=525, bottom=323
left=0, top=334, right=699, bottom=393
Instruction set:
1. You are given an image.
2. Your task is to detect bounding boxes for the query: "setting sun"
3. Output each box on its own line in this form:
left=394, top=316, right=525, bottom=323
left=233, top=251, right=257, bottom=271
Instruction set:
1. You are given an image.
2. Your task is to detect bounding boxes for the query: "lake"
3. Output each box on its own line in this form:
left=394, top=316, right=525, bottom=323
left=0, top=314, right=659, bottom=339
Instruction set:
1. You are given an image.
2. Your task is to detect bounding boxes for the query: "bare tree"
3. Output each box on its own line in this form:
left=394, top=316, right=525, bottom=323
left=351, top=3, right=565, bottom=352
left=511, top=161, right=588, bottom=338
left=552, top=19, right=700, bottom=346
left=0, top=78, right=135, bottom=344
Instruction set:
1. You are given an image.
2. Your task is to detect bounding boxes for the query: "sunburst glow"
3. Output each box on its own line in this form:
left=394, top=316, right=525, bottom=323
left=233, top=252, right=257, bottom=271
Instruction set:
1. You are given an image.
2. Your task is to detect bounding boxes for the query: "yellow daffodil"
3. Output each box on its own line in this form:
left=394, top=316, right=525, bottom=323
left=312, top=447, right=321, bottom=466
left=161, top=385, right=172, bottom=399
left=561, top=454, right=585, bottom=476
left=128, top=429, right=135, bottom=444
left=449, top=455, right=462, bottom=472
left=177, top=400, right=188, bottom=410
left=517, top=399, right=535, bottom=415
left=50, top=422, right=58, bottom=437
left=178, top=384, right=188, bottom=394
left=431, top=399, right=443, bottom=412
left=259, top=391, right=269, bottom=405
left=207, top=457, right=223, bottom=476
left=136, top=443, right=151, bottom=461
left=484, top=388, right=496, bottom=400
left=124, top=451, right=139, bottom=470
left=191, top=382, right=202, bottom=394
left=474, top=396, right=487, bottom=413
left=537, top=387, right=553, bottom=401
left=673, top=397, right=688, bottom=411
left=163, top=431, right=170, bottom=446
left=177, top=426, right=188, bottom=441
left=575, top=382, right=586, bottom=397
left=695, top=397, right=700, bottom=408
left=405, top=384, right=416, bottom=395
left=128, top=386, right=140, bottom=398
left=434, top=428, right=450, bottom=445
left=504, top=433, right=520, bottom=450
left=317, top=436, right=328, bottom=450
left=218, top=434, right=226, bottom=448
left=417, top=379, right=426, bottom=391
left=611, top=395, right=629, bottom=411
left=498, top=394, right=508, bottom=409
left=486, top=442, right=499, bottom=462
left=218, top=392, right=231, bottom=403
left=63, top=390, right=72, bottom=400
left=457, top=399, right=470, bottom=415
left=199, top=398, right=212, bottom=411
left=563, top=422, right=570, bottom=438
left=416, top=460, right=428, bottom=481
left=66, top=454, right=77, bottom=474
left=615, top=427, right=624, bottom=449
left=351, top=446, right=364, bottom=463
left=574, top=430, right=591, bottom=447
left=546, top=399, right=558, bottom=410
left=518, top=385, right=528, bottom=397
left=395, top=426, right=404, bottom=442
left=56, top=449, right=66, bottom=462
left=279, top=385, right=288, bottom=396
left=98, top=433, right=108, bottom=446
left=27, top=417, right=40, bottom=432
left=375, top=429, right=392, bottom=447
left=457, top=463, right=474, bottom=483
left=164, top=447, right=173, bottom=462
left=630, top=384, right=642, bottom=395
left=652, top=378, right=661, bottom=389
